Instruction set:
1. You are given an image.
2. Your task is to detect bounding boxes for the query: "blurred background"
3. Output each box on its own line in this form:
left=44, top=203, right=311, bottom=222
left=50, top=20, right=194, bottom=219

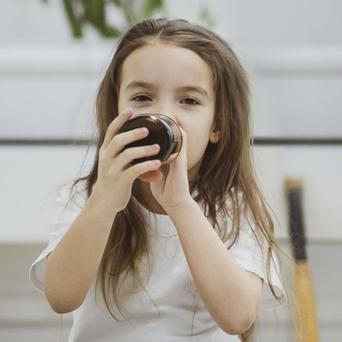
left=0, top=0, right=341, bottom=341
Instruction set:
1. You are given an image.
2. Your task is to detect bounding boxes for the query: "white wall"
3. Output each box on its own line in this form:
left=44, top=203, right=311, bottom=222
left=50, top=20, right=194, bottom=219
left=1, top=0, right=341, bottom=242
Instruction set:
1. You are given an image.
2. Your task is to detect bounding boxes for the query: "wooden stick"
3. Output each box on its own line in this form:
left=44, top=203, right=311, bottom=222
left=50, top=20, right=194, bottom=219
left=284, top=178, right=320, bottom=342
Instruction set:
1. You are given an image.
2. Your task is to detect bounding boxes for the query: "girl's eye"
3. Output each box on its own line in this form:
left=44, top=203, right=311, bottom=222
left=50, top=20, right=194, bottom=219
left=180, top=97, right=200, bottom=105
left=132, top=95, right=152, bottom=102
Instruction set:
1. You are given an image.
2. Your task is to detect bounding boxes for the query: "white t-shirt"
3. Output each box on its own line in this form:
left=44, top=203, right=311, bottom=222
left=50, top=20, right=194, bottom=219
left=29, top=180, right=286, bottom=342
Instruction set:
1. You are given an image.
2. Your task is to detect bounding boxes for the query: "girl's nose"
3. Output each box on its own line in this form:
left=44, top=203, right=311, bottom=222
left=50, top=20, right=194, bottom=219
left=158, top=108, right=178, bottom=122
left=162, top=111, right=176, bottom=120
left=153, top=105, right=178, bottom=123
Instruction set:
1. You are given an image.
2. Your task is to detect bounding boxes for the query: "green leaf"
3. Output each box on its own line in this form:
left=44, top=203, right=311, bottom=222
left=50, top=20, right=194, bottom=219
left=39, top=0, right=215, bottom=40
left=63, top=0, right=83, bottom=38
left=143, top=0, right=164, bottom=18
left=199, top=7, right=216, bottom=29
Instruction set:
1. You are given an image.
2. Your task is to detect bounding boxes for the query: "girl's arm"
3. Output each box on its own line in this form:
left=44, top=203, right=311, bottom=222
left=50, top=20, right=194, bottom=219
left=43, top=193, right=117, bottom=314
left=167, top=199, right=263, bottom=336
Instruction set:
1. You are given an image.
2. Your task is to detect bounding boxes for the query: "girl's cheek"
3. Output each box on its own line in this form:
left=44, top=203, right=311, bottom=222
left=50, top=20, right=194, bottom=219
left=117, top=93, right=128, bottom=113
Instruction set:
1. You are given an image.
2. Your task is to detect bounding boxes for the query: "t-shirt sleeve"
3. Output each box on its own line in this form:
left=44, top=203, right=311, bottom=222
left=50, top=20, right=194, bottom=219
left=222, top=212, right=288, bottom=311
left=29, top=180, right=87, bottom=293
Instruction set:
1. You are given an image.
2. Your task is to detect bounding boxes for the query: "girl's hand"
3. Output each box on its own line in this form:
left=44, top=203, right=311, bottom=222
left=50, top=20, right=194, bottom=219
left=148, top=127, right=193, bottom=212
left=90, top=108, right=162, bottom=213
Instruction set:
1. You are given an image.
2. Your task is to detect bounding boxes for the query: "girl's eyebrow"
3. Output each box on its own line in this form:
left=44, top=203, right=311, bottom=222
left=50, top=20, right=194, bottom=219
left=126, top=81, right=156, bottom=91
left=178, top=85, right=209, bottom=98
left=125, top=81, right=209, bottom=98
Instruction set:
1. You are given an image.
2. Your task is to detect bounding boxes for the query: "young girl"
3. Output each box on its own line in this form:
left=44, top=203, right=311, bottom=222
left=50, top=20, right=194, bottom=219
left=30, top=18, right=287, bottom=341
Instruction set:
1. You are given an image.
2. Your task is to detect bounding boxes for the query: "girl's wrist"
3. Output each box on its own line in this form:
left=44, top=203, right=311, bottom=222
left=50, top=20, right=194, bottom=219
left=165, top=197, right=197, bottom=217
left=86, top=190, right=119, bottom=220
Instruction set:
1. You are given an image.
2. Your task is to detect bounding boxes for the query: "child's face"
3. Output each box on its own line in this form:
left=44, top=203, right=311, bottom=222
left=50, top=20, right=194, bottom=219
left=118, top=40, right=219, bottom=182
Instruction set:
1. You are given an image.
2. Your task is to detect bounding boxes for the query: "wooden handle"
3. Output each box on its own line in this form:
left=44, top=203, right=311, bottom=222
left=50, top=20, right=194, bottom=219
left=294, top=261, right=320, bottom=342
left=284, top=178, right=320, bottom=342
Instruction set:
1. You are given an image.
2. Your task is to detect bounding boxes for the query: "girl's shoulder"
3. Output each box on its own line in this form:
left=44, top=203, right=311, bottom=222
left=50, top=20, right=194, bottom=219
left=55, top=178, right=88, bottom=211
left=48, top=179, right=88, bottom=237
left=215, top=190, right=266, bottom=241
left=64, top=178, right=87, bottom=196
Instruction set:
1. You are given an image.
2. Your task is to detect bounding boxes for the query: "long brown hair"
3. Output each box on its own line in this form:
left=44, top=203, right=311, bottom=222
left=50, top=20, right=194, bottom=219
left=70, top=18, right=287, bottom=340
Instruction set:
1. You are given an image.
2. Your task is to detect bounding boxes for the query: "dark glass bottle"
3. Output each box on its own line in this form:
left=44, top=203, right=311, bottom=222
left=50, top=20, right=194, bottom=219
left=119, top=113, right=183, bottom=165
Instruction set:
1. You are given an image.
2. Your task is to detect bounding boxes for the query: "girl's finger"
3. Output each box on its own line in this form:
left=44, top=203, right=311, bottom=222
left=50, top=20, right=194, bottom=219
left=102, top=108, right=134, bottom=148
left=125, top=159, right=162, bottom=180
left=138, top=169, right=163, bottom=183
left=115, top=143, right=160, bottom=169
left=106, top=127, right=150, bottom=159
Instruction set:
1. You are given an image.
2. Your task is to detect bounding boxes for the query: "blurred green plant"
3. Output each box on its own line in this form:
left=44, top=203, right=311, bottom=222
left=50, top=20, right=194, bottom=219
left=41, top=0, right=215, bottom=39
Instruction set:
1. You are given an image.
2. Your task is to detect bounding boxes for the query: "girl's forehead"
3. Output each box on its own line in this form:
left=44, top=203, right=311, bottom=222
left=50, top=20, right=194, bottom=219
left=119, top=41, right=214, bottom=92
